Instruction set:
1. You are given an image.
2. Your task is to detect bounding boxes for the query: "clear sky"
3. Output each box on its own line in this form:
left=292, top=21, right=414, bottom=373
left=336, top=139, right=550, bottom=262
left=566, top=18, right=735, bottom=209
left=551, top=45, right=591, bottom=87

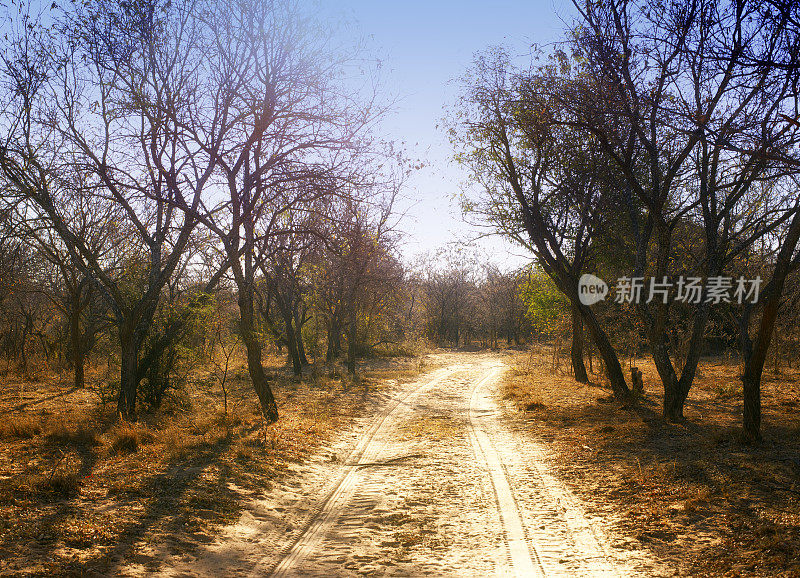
left=3, top=0, right=575, bottom=269
left=320, top=0, right=577, bottom=269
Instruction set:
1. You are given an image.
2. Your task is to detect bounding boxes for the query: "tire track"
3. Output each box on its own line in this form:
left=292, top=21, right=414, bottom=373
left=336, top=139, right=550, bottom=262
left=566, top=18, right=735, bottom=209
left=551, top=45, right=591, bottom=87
left=160, top=353, right=658, bottom=577
left=468, top=364, right=545, bottom=578
left=261, top=364, right=461, bottom=577
left=468, top=362, right=623, bottom=577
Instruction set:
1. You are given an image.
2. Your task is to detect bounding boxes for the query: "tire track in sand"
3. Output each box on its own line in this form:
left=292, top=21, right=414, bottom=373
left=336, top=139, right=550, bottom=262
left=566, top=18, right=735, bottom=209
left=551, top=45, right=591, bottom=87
left=468, top=364, right=545, bottom=577
left=468, top=362, right=623, bottom=577
left=262, top=364, right=461, bottom=577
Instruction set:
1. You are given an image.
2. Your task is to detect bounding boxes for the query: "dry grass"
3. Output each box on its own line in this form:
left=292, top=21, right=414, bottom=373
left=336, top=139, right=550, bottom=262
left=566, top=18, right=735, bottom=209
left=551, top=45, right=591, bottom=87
left=46, top=421, right=102, bottom=448
left=0, top=351, right=422, bottom=576
left=34, top=471, right=82, bottom=499
left=0, top=415, right=42, bottom=439
left=504, top=347, right=800, bottom=577
left=399, top=414, right=463, bottom=441
left=107, top=422, right=156, bottom=455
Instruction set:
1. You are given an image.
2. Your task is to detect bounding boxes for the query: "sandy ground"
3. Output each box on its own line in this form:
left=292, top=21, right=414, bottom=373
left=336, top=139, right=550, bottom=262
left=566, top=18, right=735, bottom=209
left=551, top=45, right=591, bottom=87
left=126, top=352, right=669, bottom=577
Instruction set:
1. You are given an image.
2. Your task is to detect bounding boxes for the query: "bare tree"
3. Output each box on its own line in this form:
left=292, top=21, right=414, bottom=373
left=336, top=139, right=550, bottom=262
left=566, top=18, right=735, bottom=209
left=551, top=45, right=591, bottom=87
left=452, top=49, right=631, bottom=397
left=256, top=204, right=322, bottom=375
left=569, top=0, right=800, bottom=434
left=420, top=249, right=478, bottom=348
left=314, top=191, right=403, bottom=373
left=156, top=0, right=384, bottom=421
left=0, top=0, right=227, bottom=419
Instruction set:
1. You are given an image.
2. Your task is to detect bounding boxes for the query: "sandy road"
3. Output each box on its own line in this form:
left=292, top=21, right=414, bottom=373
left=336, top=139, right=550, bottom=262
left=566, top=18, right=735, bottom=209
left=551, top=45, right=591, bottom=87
left=252, top=354, right=650, bottom=577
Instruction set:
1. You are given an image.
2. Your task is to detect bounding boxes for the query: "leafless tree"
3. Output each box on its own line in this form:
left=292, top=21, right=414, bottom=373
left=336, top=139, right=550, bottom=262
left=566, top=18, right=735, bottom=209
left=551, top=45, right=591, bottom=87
left=314, top=191, right=403, bottom=374
left=0, top=0, right=229, bottom=419
left=256, top=202, right=322, bottom=375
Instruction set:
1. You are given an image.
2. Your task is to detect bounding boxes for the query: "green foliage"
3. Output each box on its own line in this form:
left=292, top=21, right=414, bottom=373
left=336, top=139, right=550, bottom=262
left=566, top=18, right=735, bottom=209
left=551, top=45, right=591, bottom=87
left=519, top=268, right=568, bottom=336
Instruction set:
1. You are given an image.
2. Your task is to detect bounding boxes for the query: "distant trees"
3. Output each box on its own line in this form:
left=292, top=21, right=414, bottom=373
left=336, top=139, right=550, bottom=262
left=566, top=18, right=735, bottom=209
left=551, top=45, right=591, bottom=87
left=421, top=256, right=476, bottom=347
left=311, top=193, right=406, bottom=373
left=479, top=265, right=527, bottom=349
left=414, top=250, right=530, bottom=350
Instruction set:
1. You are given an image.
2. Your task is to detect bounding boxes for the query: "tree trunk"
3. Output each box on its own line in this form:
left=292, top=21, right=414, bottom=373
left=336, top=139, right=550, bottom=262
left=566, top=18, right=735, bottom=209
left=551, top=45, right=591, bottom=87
left=667, top=304, right=710, bottom=420
left=571, top=303, right=588, bottom=383
left=294, top=309, right=309, bottom=366
left=741, top=206, right=800, bottom=440
left=70, top=298, right=84, bottom=389
left=648, top=328, right=689, bottom=421
left=346, top=330, right=357, bottom=375
left=19, top=316, right=30, bottom=374
left=742, top=359, right=762, bottom=442
left=243, top=332, right=279, bottom=422
left=283, top=312, right=302, bottom=376
left=326, top=320, right=341, bottom=362
left=239, top=291, right=279, bottom=423
left=346, top=337, right=356, bottom=374
left=742, top=297, right=781, bottom=442
left=118, top=331, right=139, bottom=421
left=346, top=311, right=357, bottom=375
left=578, top=302, right=629, bottom=399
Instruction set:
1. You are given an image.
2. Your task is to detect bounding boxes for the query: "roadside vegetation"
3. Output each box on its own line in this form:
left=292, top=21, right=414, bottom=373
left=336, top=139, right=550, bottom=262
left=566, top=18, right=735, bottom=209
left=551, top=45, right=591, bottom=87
left=504, top=348, right=800, bottom=575
left=2, top=0, right=800, bottom=575
left=0, top=351, right=425, bottom=575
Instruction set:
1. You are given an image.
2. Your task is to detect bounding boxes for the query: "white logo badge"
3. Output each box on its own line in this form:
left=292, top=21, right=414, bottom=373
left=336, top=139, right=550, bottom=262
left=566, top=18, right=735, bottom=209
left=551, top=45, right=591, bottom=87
left=578, top=274, right=609, bottom=306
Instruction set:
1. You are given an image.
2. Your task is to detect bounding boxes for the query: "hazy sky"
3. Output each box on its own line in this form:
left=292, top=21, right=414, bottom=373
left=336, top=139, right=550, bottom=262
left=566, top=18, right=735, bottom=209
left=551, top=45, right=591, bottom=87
left=321, top=0, right=576, bottom=268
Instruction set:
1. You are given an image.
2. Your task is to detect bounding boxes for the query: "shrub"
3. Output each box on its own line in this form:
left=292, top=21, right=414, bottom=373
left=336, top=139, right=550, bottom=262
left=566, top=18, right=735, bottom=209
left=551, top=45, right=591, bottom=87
left=46, top=422, right=101, bottom=448
left=109, top=423, right=154, bottom=455
left=36, top=471, right=81, bottom=498
left=0, top=414, right=42, bottom=439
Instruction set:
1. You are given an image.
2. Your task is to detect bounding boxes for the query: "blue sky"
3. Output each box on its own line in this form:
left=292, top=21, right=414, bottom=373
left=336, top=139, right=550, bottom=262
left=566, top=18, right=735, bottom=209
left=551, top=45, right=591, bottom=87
left=3, top=0, right=575, bottom=269
left=321, top=0, right=576, bottom=268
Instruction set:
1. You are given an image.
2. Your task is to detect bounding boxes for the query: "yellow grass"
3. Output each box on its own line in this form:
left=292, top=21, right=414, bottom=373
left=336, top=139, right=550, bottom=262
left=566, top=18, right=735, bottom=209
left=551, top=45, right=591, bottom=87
left=503, top=349, right=800, bottom=576
left=0, top=352, right=423, bottom=575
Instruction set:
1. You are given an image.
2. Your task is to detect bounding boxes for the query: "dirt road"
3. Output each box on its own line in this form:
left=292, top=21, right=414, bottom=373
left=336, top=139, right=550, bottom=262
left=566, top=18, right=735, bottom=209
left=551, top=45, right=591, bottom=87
left=147, top=353, right=664, bottom=577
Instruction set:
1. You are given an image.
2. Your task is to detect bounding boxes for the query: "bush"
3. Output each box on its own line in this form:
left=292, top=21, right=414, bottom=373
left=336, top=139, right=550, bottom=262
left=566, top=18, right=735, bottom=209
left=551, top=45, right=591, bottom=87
left=90, top=379, right=119, bottom=405
left=46, top=422, right=101, bottom=448
left=0, top=414, right=42, bottom=439
left=109, top=423, right=154, bottom=455
left=36, top=471, right=81, bottom=498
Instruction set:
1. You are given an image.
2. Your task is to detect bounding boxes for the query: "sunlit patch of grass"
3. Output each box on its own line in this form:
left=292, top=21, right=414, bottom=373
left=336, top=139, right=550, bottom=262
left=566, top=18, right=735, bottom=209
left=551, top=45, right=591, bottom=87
left=10, top=453, right=84, bottom=499
left=108, top=422, right=155, bottom=455
left=35, top=470, right=81, bottom=498
left=712, top=380, right=743, bottom=399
